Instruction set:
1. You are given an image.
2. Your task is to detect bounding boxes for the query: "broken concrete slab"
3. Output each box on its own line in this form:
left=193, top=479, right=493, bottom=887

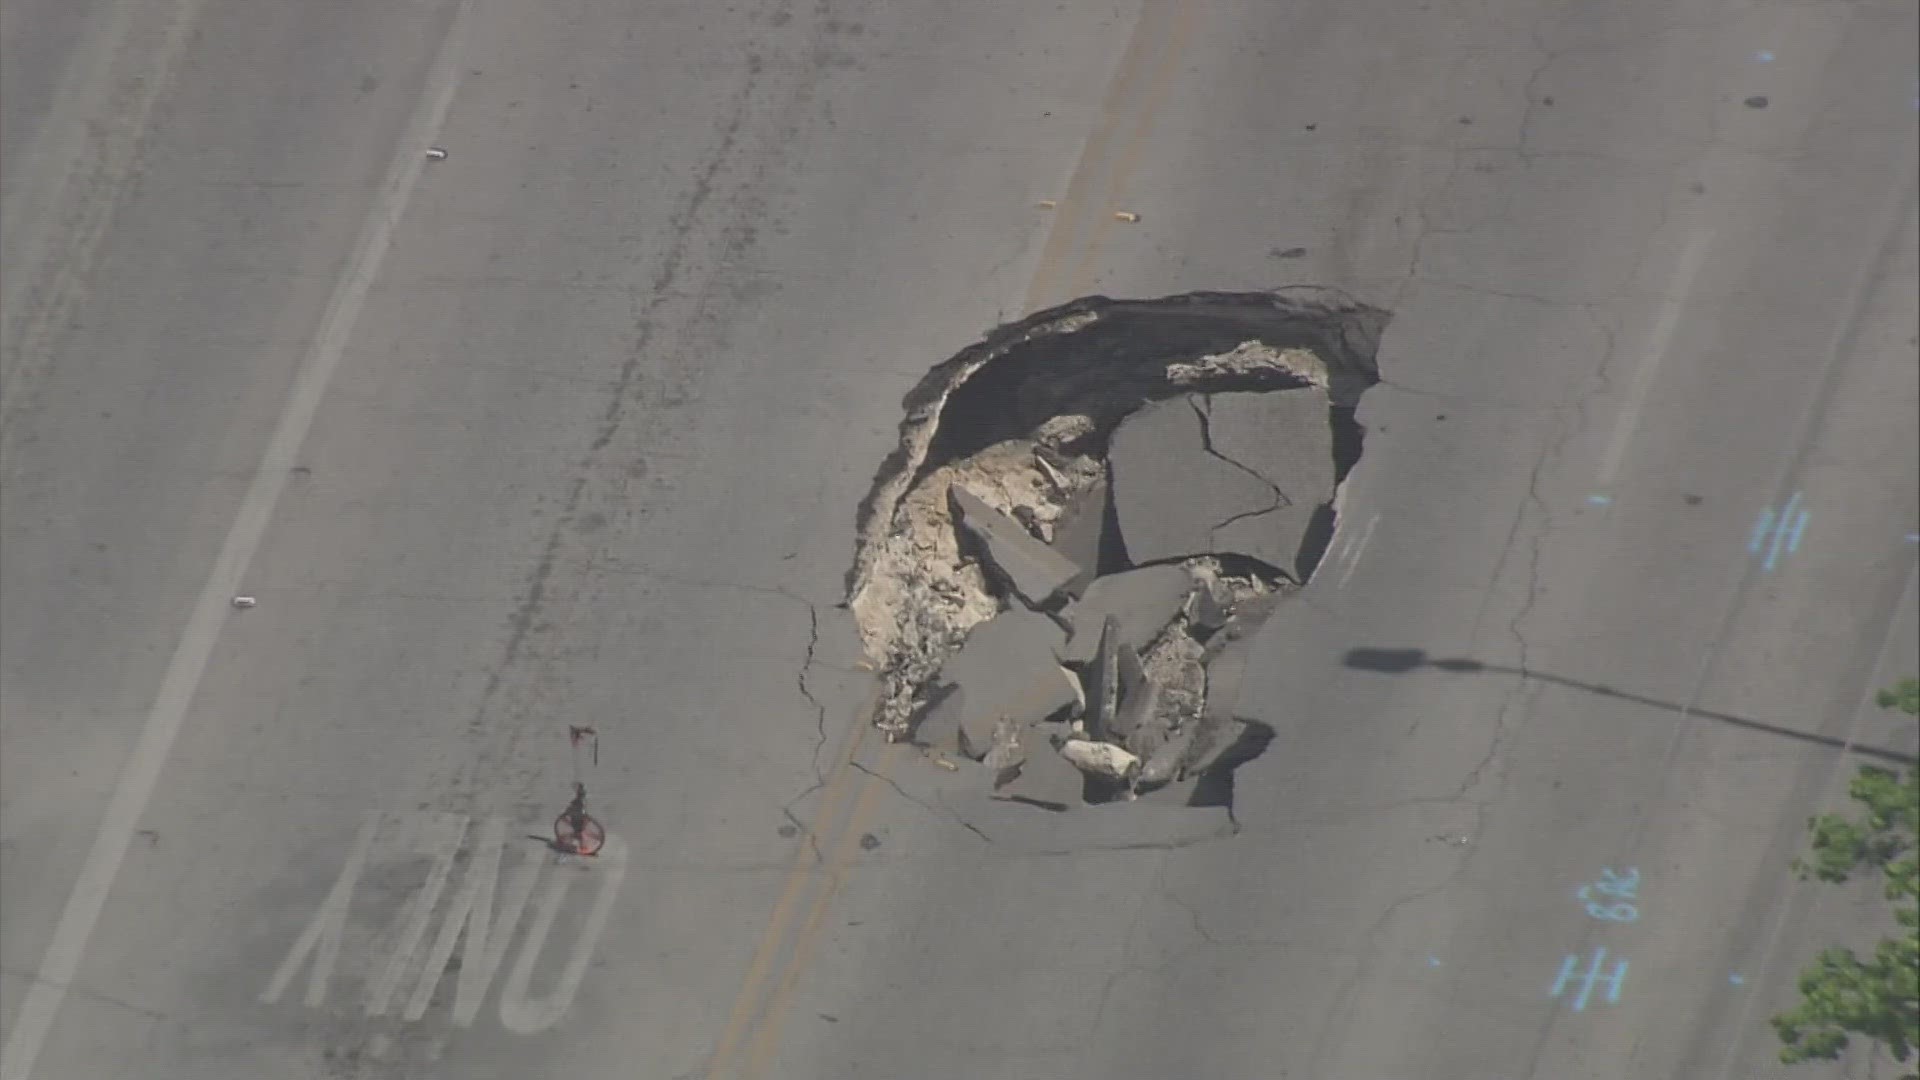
left=1202, top=639, right=1251, bottom=725
left=910, top=683, right=965, bottom=751
left=1181, top=716, right=1274, bottom=779
left=1111, top=675, right=1160, bottom=750
left=992, top=732, right=1086, bottom=810
left=1107, top=396, right=1283, bottom=568
left=1109, top=644, right=1150, bottom=741
left=1136, top=725, right=1196, bottom=791
left=934, top=608, right=1079, bottom=759
left=949, top=484, right=1088, bottom=609
left=1057, top=564, right=1195, bottom=666
left=1082, top=615, right=1120, bottom=743
left=1203, top=388, right=1336, bottom=581
left=983, top=716, right=1028, bottom=787
left=1047, top=475, right=1112, bottom=581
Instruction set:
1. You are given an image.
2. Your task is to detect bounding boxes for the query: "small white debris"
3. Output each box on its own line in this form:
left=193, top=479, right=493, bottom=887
left=425, top=147, right=448, bottom=161
left=231, top=595, right=257, bottom=609
left=1059, top=739, right=1141, bottom=781
left=1036, top=199, right=1058, bottom=209
left=1112, top=211, right=1140, bottom=223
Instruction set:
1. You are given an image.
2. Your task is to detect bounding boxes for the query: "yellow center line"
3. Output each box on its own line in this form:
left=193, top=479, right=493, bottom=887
left=704, top=4, right=1203, bottom=1074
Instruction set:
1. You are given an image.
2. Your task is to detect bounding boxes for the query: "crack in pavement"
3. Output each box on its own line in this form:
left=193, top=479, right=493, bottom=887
left=1, top=965, right=171, bottom=1025
left=1189, top=395, right=1290, bottom=540
left=849, top=760, right=993, bottom=844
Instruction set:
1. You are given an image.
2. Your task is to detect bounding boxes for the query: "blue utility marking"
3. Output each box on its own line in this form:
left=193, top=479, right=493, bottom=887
left=1906, top=533, right=1919, bottom=544
left=1729, top=973, right=1745, bottom=986
left=1428, top=956, right=1442, bottom=968
left=1754, top=50, right=1774, bottom=62
left=1577, top=866, right=1641, bottom=922
left=1587, top=494, right=1611, bottom=506
left=1749, top=493, right=1808, bottom=571
left=1551, top=948, right=1629, bottom=1011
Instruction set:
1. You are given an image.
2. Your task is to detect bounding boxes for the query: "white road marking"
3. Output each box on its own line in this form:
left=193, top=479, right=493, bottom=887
left=367, top=813, right=468, bottom=1017
left=404, top=816, right=544, bottom=1026
left=499, top=834, right=630, bottom=1035
left=260, top=812, right=380, bottom=1008
left=1593, top=227, right=1714, bottom=491
left=1337, top=513, right=1381, bottom=589
left=0, top=7, right=473, bottom=1076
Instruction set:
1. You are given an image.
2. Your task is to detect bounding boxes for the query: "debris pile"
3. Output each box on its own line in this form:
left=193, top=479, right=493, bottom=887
left=845, top=290, right=1387, bottom=811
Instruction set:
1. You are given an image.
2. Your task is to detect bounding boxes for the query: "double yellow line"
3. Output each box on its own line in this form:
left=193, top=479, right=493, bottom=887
left=705, top=5, right=1202, bottom=1074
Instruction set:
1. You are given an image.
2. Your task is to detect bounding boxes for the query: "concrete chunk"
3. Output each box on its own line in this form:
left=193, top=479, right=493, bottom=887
left=992, top=732, right=1086, bottom=810
left=1184, top=582, right=1230, bottom=633
left=1107, top=396, right=1276, bottom=567
left=1205, top=388, right=1336, bottom=581
left=1047, top=476, right=1111, bottom=579
left=935, top=608, right=1078, bottom=759
left=1057, top=565, right=1195, bottom=666
left=1136, top=724, right=1196, bottom=790
left=1059, top=739, right=1141, bottom=782
left=949, top=485, right=1087, bottom=608
left=1109, top=646, right=1157, bottom=743
left=1082, top=615, right=1120, bottom=743
left=911, top=684, right=965, bottom=751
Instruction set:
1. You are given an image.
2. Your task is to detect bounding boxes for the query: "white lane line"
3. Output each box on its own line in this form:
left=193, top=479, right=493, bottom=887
left=1337, top=513, right=1381, bottom=589
left=0, top=5, right=473, bottom=1076
left=1593, top=226, right=1715, bottom=491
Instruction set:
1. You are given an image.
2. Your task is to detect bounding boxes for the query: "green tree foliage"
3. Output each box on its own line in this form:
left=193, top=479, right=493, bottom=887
left=1773, top=678, right=1920, bottom=1077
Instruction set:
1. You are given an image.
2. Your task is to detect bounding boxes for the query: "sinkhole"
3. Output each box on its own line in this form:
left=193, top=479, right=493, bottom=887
left=842, top=288, right=1388, bottom=811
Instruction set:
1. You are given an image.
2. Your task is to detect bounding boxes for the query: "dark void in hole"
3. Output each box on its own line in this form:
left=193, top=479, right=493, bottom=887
left=914, top=292, right=1385, bottom=490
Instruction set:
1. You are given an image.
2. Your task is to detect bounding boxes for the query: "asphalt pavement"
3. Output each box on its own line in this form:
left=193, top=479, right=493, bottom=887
left=2, top=1, right=1914, bottom=1079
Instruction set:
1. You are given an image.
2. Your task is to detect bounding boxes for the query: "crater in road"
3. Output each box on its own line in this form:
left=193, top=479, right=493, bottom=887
left=844, top=289, right=1387, bottom=812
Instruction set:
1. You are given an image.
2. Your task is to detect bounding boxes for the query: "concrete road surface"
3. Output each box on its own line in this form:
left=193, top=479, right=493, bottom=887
left=3, top=1, right=1914, bottom=1079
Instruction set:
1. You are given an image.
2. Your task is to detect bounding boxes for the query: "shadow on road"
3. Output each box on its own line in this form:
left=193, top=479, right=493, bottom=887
left=1342, top=646, right=1916, bottom=766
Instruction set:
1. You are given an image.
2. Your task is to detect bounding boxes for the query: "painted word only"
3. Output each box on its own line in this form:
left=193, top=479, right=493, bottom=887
left=261, top=810, right=628, bottom=1034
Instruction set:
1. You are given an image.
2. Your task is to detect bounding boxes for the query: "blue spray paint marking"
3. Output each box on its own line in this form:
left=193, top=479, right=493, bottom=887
left=1551, top=948, right=1629, bottom=1011
left=1729, top=973, right=1745, bottom=986
left=1906, top=533, right=1919, bottom=544
left=1428, top=956, right=1442, bottom=968
left=1754, top=50, right=1774, bottom=63
left=1577, top=866, right=1641, bottom=922
left=1748, top=493, right=1808, bottom=571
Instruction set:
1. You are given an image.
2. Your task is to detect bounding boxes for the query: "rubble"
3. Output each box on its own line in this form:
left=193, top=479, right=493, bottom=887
left=930, top=607, right=1080, bottom=759
left=1046, top=475, right=1113, bottom=579
left=950, top=485, right=1089, bottom=608
left=844, top=289, right=1386, bottom=816
left=1056, top=565, right=1194, bottom=666
left=1202, top=388, right=1336, bottom=582
left=991, top=725, right=1086, bottom=810
left=1059, top=739, right=1141, bottom=782
left=1109, top=397, right=1281, bottom=569
left=1083, top=617, right=1121, bottom=742
left=1109, top=644, right=1153, bottom=741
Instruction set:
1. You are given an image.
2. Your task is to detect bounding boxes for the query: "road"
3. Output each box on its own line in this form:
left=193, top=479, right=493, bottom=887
left=1, top=1, right=1913, bottom=1079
